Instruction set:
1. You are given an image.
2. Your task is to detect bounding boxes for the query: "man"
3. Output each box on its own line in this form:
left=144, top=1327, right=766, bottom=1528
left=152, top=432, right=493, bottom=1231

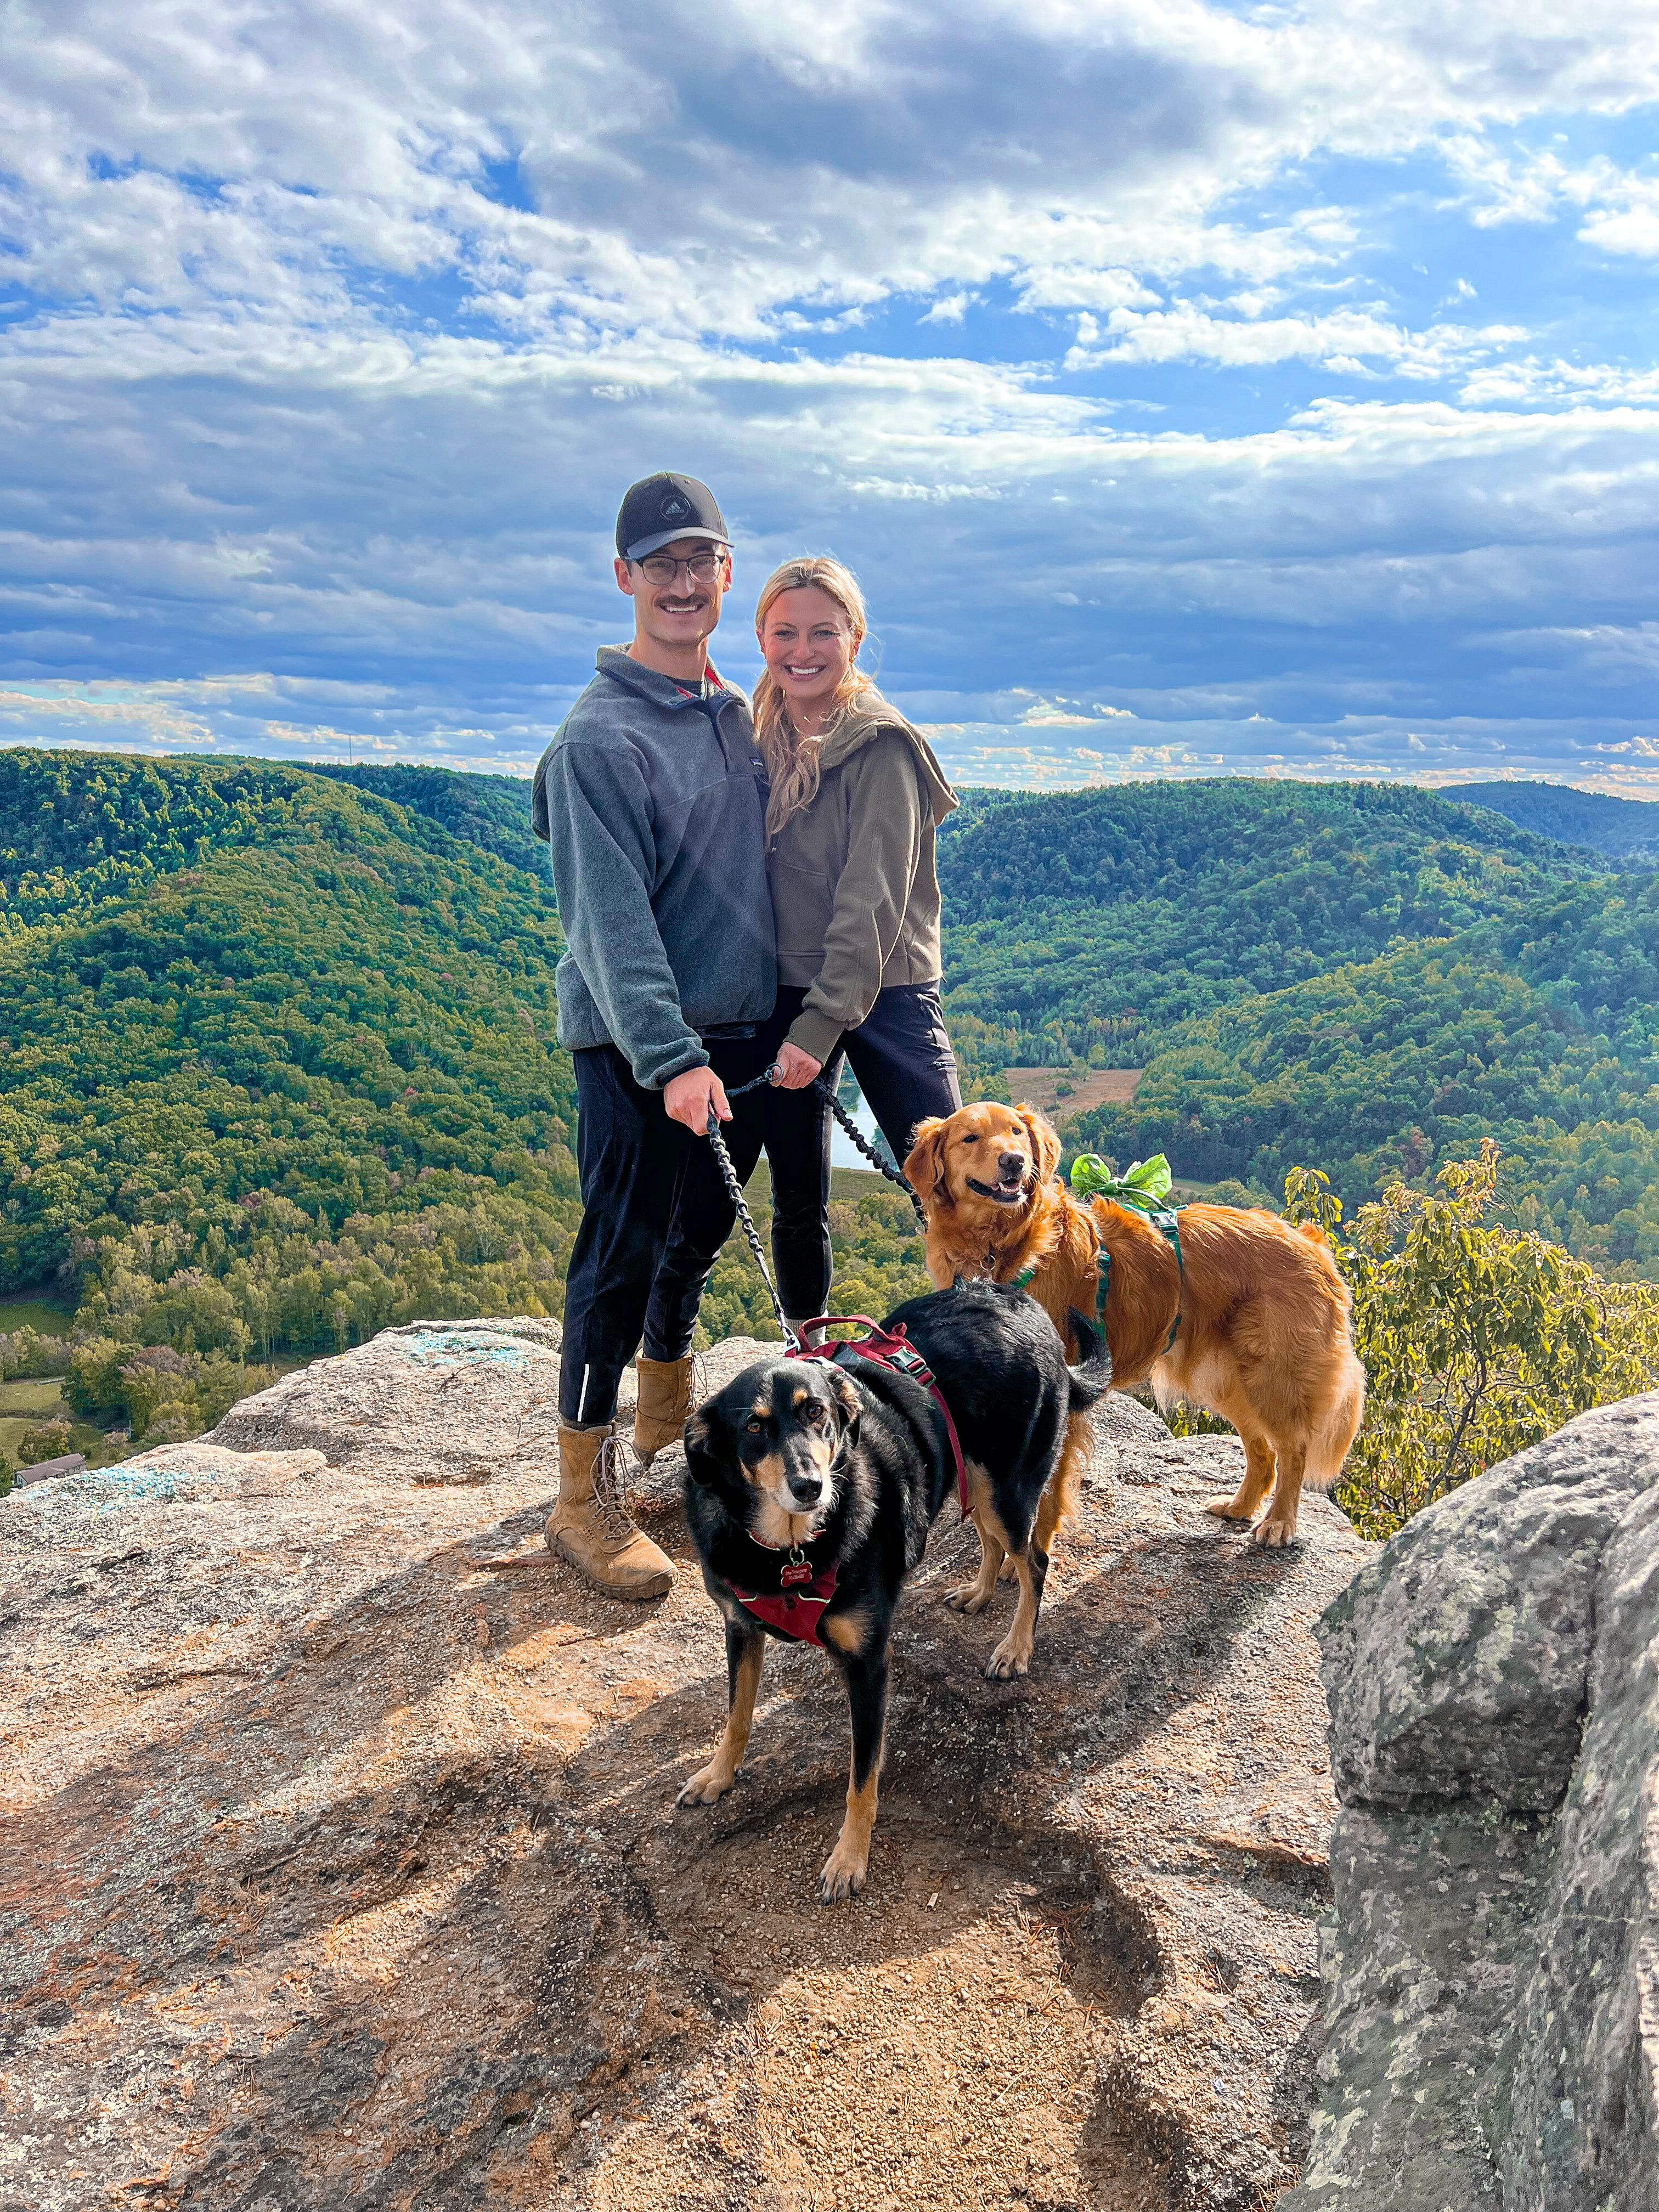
left=532, top=472, right=776, bottom=1599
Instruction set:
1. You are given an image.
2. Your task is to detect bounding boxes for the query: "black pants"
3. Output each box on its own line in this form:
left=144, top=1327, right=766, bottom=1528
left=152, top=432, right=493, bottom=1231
left=719, top=983, right=962, bottom=1323
left=827, top=982, right=962, bottom=1173
left=566, top=992, right=962, bottom=1419
left=560, top=1035, right=772, bottom=1426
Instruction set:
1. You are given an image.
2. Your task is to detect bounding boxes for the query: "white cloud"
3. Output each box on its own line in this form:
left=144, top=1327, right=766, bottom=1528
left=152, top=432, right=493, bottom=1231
left=1067, top=301, right=1529, bottom=376
left=1438, top=139, right=1659, bottom=261
left=0, top=0, right=1654, bottom=791
left=4, top=1, right=1657, bottom=343
left=1579, top=185, right=1659, bottom=260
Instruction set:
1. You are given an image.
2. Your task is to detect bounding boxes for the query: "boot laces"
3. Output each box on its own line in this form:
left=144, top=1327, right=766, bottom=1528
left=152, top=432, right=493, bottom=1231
left=591, top=1432, right=640, bottom=1545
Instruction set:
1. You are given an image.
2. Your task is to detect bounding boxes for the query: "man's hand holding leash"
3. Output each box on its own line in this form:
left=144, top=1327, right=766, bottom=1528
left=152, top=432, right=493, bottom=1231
left=664, top=1065, right=732, bottom=1131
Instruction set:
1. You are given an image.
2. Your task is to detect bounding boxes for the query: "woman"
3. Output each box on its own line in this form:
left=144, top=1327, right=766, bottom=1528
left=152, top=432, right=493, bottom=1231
left=752, top=555, right=963, bottom=1330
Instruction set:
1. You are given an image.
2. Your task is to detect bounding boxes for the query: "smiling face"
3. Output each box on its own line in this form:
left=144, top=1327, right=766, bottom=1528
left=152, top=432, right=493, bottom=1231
left=904, top=1100, right=1064, bottom=1230
left=757, top=583, right=859, bottom=732
left=616, top=534, right=730, bottom=665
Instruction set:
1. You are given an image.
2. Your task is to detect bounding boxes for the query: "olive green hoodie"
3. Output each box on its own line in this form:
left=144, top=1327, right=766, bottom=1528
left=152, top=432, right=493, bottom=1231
left=768, top=710, right=958, bottom=1065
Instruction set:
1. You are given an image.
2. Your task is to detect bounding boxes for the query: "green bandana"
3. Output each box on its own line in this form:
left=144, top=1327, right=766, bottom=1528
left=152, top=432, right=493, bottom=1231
left=1069, top=1150, right=1173, bottom=1214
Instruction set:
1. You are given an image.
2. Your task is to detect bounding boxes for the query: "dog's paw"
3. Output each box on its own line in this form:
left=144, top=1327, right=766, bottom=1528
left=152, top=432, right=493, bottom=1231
left=944, top=1579, right=994, bottom=1614
left=998, top=1555, right=1018, bottom=1582
left=677, top=1760, right=736, bottom=1807
left=1250, top=1514, right=1300, bottom=1549
left=984, top=1633, right=1032, bottom=1680
left=817, top=1838, right=869, bottom=1904
left=1204, top=1493, right=1255, bottom=1521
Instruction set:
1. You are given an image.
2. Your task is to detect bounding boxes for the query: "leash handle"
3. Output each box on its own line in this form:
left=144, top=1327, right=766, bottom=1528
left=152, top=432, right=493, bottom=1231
left=704, top=1105, right=799, bottom=1350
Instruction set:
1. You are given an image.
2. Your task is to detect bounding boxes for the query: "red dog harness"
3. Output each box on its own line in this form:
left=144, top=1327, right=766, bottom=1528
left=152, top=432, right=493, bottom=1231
left=727, top=1317, right=972, bottom=1648
left=726, top=1554, right=842, bottom=1646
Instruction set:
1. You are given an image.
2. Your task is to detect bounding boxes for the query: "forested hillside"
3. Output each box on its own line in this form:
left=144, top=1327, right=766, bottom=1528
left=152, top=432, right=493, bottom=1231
left=935, top=777, right=1598, bottom=1071
left=914, top=777, right=1659, bottom=1275
left=310, top=761, right=545, bottom=876
left=1073, top=928, right=1659, bottom=1272
left=10, top=747, right=1659, bottom=1470
left=1441, top=781, right=1659, bottom=868
left=0, top=753, right=582, bottom=1446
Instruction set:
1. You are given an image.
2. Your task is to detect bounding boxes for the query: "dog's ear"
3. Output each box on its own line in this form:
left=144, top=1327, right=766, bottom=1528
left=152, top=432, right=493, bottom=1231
left=682, top=1408, right=717, bottom=1485
left=825, top=1366, right=861, bottom=1452
left=1016, top=1102, right=1063, bottom=1185
left=904, top=1117, right=952, bottom=1209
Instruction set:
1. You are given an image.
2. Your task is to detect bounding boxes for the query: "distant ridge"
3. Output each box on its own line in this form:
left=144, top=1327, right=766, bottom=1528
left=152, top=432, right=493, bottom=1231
left=10, top=748, right=1659, bottom=1301
left=1440, top=780, right=1659, bottom=868
left=309, top=761, right=541, bottom=877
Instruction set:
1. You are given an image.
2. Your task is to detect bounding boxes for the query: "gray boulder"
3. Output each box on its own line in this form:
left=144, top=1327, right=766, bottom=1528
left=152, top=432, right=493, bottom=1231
left=1284, top=1393, right=1659, bottom=2211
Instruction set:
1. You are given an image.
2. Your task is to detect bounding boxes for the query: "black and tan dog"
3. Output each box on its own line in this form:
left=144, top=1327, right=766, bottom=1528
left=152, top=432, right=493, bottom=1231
left=679, top=1282, right=1110, bottom=1902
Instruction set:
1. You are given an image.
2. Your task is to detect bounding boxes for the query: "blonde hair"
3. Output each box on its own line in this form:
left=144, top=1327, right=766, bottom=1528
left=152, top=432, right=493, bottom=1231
left=753, top=556, right=888, bottom=840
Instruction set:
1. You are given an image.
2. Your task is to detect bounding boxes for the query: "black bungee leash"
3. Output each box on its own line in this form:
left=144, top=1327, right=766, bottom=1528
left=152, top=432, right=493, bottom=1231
left=702, top=1064, right=930, bottom=1344
left=717, top=1067, right=928, bottom=1231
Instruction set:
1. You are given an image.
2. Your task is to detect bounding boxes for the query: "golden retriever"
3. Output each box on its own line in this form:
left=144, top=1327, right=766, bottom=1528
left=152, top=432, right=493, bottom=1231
left=903, top=1101, right=1364, bottom=1558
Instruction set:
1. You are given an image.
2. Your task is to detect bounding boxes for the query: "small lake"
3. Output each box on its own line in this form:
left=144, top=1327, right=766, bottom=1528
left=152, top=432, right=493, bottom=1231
left=831, top=1096, right=893, bottom=1172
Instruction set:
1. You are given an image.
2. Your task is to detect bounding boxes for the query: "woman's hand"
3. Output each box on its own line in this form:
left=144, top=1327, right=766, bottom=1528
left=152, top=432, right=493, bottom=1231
left=772, top=1043, right=823, bottom=1091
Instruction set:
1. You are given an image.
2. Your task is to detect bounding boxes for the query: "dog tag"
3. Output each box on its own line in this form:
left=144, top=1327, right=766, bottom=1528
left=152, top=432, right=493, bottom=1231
left=780, top=1552, right=813, bottom=1588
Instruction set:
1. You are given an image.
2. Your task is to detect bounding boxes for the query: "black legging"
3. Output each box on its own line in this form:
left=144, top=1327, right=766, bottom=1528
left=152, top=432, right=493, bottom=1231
left=759, top=983, right=962, bottom=1319
left=645, top=985, right=961, bottom=1340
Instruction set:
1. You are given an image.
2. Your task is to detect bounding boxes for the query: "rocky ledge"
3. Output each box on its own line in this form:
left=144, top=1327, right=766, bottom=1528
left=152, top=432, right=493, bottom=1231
left=2, top=1316, right=1366, bottom=2211
left=1283, top=1391, right=1659, bottom=2212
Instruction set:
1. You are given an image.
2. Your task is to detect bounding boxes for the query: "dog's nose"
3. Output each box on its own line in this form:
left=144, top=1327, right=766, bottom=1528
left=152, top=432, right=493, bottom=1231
left=997, top=1151, right=1026, bottom=1178
left=789, top=1476, right=823, bottom=1506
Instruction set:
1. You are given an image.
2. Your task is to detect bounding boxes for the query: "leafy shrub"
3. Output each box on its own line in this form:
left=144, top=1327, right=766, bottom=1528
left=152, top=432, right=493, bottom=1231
left=63, top=1336, right=131, bottom=1419
left=1282, top=1144, right=1659, bottom=1538
left=0, top=1327, right=71, bottom=1380
left=17, top=1419, right=74, bottom=1465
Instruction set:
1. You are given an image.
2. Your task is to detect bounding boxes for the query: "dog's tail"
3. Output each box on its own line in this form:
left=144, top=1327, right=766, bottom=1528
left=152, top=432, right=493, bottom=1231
left=1305, top=1351, right=1366, bottom=1493
left=1063, top=1308, right=1114, bottom=1408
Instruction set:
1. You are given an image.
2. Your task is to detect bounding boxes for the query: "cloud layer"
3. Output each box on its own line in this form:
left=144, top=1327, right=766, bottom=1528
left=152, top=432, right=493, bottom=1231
left=2, top=1, right=1656, bottom=788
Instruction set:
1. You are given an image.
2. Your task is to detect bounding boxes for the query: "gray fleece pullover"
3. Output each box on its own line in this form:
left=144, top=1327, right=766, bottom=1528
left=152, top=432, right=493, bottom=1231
left=532, top=647, right=775, bottom=1090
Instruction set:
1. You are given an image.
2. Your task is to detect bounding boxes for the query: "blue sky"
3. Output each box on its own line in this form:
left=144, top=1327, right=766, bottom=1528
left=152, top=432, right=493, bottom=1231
left=1, top=1, right=1656, bottom=792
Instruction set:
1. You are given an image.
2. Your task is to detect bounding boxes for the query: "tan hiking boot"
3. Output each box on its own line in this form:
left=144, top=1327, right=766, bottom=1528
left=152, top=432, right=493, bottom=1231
left=546, top=1424, right=674, bottom=1600
left=633, top=1351, right=703, bottom=1464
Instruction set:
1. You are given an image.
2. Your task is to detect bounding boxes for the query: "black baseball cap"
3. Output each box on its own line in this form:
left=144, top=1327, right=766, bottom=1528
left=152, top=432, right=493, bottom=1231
left=616, top=472, right=730, bottom=562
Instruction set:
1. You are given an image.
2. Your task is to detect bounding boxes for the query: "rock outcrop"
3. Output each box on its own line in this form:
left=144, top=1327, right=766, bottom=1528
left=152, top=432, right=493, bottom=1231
left=3, top=1316, right=1371, bottom=2210
left=1283, top=1393, right=1659, bottom=2212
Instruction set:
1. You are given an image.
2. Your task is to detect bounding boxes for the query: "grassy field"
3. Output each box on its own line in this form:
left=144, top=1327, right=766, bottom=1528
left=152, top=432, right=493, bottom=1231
left=0, top=1293, right=75, bottom=1338
left=999, top=1067, right=1144, bottom=1119
left=0, top=1377, right=126, bottom=1472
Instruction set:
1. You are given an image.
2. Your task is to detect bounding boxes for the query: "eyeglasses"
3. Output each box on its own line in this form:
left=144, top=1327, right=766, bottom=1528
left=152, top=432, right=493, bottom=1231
left=632, top=549, right=727, bottom=586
